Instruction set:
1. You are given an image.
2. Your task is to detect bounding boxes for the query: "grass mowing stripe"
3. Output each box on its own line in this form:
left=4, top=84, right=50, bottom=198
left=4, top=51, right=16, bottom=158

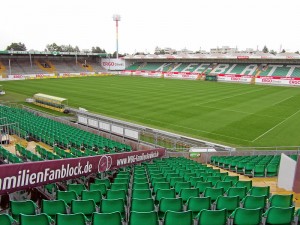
left=1, top=76, right=300, bottom=147
left=252, top=107, right=300, bottom=142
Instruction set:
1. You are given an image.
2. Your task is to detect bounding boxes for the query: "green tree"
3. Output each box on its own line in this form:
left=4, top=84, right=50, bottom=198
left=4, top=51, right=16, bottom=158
left=6, top=42, right=27, bottom=51
left=91, top=46, right=106, bottom=53
left=270, top=49, right=277, bottom=55
left=45, top=43, right=62, bottom=52
left=281, top=49, right=286, bottom=53
left=60, top=44, right=79, bottom=52
left=262, top=45, right=269, bottom=53
left=295, top=51, right=299, bottom=54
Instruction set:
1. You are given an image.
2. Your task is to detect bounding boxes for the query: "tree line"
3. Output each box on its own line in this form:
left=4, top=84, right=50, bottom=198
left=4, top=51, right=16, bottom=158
left=4, top=42, right=300, bottom=55
left=5, top=42, right=107, bottom=53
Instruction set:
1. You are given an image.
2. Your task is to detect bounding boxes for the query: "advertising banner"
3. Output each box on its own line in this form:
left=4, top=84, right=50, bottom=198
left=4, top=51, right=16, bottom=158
left=8, top=74, right=55, bottom=79
left=142, top=71, right=162, bottom=78
left=0, top=148, right=165, bottom=195
left=58, top=72, right=95, bottom=77
left=120, top=70, right=132, bottom=76
left=255, top=76, right=300, bottom=86
left=164, top=72, right=200, bottom=80
left=217, top=74, right=252, bottom=83
left=101, top=59, right=126, bottom=70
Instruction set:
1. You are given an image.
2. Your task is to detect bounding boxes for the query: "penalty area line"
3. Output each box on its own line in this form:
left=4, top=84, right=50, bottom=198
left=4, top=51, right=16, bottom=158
left=252, top=107, right=300, bottom=142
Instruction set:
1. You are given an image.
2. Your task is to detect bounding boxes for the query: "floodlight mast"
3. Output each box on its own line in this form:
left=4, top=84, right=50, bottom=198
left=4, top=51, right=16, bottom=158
left=113, top=14, right=121, bottom=59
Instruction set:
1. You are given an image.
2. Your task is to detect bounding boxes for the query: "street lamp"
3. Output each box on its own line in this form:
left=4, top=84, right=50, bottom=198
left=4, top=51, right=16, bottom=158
left=113, top=14, right=121, bottom=59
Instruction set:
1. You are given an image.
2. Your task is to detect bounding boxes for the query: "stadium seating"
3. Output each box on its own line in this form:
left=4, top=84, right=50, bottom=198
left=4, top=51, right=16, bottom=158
left=210, top=155, right=283, bottom=177
left=0, top=105, right=131, bottom=153
left=3, top=156, right=298, bottom=225
left=262, top=206, right=295, bottom=225
left=229, top=208, right=262, bottom=225
left=92, top=212, right=122, bottom=225
left=19, top=213, right=53, bottom=225
left=0, top=214, right=16, bottom=225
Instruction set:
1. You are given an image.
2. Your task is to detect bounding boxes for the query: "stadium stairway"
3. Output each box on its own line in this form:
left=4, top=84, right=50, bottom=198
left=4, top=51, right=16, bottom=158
left=78, top=61, right=94, bottom=72
left=0, top=61, right=7, bottom=77
left=137, top=62, right=147, bottom=70
left=35, top=60, right=56, bottom=74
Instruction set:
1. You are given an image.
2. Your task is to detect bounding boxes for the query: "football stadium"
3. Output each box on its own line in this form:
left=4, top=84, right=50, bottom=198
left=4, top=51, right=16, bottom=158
left=1, top=4, right=300, bottom=225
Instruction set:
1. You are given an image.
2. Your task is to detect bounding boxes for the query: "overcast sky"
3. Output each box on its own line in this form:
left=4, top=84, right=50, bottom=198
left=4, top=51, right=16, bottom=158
left=1, top=0, right=300, bottom=54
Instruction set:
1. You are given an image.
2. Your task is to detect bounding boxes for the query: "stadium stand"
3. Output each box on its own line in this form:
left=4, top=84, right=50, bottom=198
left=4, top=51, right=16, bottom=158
left=210, top=155, right=286, bottom=177
left=0, top=105, right=131, bottom=153
left=1, top=59, right=46, bottom=75
left=125, top=62, right=300, bottom=78
left=0, top=58, right=107, bottom=75
left=0, top=156, right=299, bottom=225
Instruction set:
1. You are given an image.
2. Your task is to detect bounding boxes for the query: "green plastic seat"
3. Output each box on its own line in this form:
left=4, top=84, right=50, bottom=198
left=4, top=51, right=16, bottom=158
left=92, top=212, right=122, bottom=225
left=153, top=182, right=170, bottom=193
left=189, top=177, right=204, bottom=187
left=131, top=198, right=155, bottom=212
left=67, top=184, right=86, bottom=196
left=110, top=183, right=128, bottom=191
left=94, top=178, right=111, bottom=188
left=263, top=206, right=295, bottom=225
left=170, top=177, right=185, bottom=188
left=195, top=181, right=213, bottom=194
left=234, top=180, right=252, bottom=192
left=179, top=188, right=200, bottom=203
left=114, top=178, right=130, bottom=184
left=174, top=182, right=191, bottom=194
left=241, top=195, right=267, bottom=210
left=132, top=189, right=152, bottom=199
left=158, top=197, right=183, bottom=219
left=100, top=198, right=126, bottom=220
left=230, top=207, right=262, bottom=225
left=266, top=164, right=279, bottom=177
left=186, top=197, right=211, bottom=218
left=215, top=196, right=240, bottom=216
left=248, top=186, right=270, bottom=198
left=0, top=214, right=17, bottom=225
left=197, top=209, right=227, bottom=225
left=90, top=183, right=107, bottom=196
left=57, top=190, right=78, bottom=206
left=132, top=182, right=149, bottom=190
left=56, top=213, right=87, bottom=225
left=226, top=187, right=247, bottom=199
left=224, top=176, right=239, bottom=183
left=268, top=194, right=293, bottom=207
left=134, top=177, right=149, bottom=183
left=165, top=173, right=180, bottom=182
left=129, top=211, right=159, bottom=225
left=253, top=165, right=266, bottom=177
left=41, top=199, right=68, bottom=220
left=106, top=190, right=127, bottom=203
left=203, top=187, right=224, bottom=202
left=19, top=213, right=53, bottom=225
left=10, top=200, right=37, bottom=222
left=215, top=181, right=233, bottom=192
left=81, top=190, right=102, bottom=206
left=164, top=210, right=193, bottom=225
left=205, top=176, right=221, bottom=186
left=183, top=173, right=197, bottom=182
left=155, top=189, right=176, bottom=205
left=71, top=199, right=96, bottom=221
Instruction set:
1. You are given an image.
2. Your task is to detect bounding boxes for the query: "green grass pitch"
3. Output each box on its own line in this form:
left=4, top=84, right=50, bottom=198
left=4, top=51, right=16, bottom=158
left=1, top=76, right=300, bottom=148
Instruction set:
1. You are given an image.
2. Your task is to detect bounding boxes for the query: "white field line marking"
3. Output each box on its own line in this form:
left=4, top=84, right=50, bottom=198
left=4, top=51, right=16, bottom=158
left=252, top=108, right=300, bottom=142
left=272, top=96, right=294, bottom=106
left=197, top=87, right=269, bottom=105
left=90, top=107, right=252, bottom=142
left=197, top=105, right=282, bottom=119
